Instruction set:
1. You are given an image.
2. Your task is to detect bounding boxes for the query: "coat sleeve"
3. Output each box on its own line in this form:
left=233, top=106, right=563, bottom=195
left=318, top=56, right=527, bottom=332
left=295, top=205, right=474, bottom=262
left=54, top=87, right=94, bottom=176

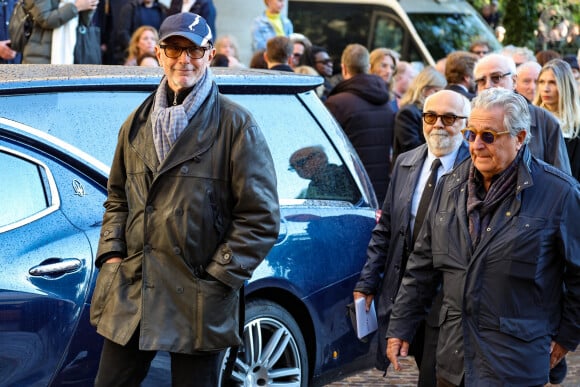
left=95, top=112, right=138, bottom=267
left=206, top=108, right=280, bottom=290
left=354, top=166, right=396, bottom=294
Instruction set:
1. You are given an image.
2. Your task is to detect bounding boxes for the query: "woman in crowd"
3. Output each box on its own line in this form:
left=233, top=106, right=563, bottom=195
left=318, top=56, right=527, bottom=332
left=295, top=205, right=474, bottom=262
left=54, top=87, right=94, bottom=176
left=124, top=25, right=158, bottom=66
left=214, top=34, right=245, bottom=68
left=392, top=66, right=447, bottom=163
left=534, top=58, right=580, bottom=181
left=22, top=0, right=96, bottom=64
left=369, top=47, right=399, bottom=94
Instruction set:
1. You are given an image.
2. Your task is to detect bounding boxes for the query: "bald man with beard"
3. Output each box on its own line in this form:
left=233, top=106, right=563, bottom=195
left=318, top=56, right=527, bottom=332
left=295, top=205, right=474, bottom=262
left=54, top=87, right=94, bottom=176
left=354, top=90, right=471, bottom=387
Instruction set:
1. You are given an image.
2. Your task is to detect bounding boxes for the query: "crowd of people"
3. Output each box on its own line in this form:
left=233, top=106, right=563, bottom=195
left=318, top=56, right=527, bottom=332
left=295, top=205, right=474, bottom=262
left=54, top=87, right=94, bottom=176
left=1, top=0, right=580, bottom=386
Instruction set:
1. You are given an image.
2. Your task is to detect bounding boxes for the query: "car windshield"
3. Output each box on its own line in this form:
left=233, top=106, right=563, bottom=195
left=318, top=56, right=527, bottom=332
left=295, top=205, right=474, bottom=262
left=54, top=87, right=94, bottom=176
left=408, top=12, right=501, bottom=60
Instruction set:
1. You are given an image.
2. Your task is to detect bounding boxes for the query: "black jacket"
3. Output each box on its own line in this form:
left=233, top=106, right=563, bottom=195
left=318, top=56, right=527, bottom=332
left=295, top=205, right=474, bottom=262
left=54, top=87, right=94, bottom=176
left=168, top=0, right=216, bottom=36
left=325, top=73, right=394, bottom=203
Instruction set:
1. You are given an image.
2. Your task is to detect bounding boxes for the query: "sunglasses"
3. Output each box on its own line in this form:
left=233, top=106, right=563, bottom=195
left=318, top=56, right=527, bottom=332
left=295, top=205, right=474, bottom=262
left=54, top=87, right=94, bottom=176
left=315, top=59, right=333, bottom=65
left=474, top=72, right=511, bottom=87
left=422, top=112, right=467, bottom=126
left=461, top=128, right=511, bottom=144
left=159, top=44, right=211, bottom=59
left=289, top=152, right=320, bottom=171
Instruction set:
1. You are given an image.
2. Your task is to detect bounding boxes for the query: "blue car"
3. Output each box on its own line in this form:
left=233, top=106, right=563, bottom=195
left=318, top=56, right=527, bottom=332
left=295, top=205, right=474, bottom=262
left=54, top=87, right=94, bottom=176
left=0, top=65, right=379, bottom=386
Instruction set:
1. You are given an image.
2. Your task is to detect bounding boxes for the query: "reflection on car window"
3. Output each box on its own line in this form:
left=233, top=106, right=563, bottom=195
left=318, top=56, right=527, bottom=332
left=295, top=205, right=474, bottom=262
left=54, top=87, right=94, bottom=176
left=0, top=151, right=49, bottom=227
left=228, top=94, right=360, bottom=203
left=289, top=146, right=358, bottom=202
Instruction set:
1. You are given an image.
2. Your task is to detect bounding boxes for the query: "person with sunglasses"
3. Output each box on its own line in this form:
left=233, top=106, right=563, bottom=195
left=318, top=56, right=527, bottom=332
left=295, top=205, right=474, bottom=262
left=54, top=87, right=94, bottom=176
left=91, top=13, right=280, bottom=386
left=355, top=89, right=470, bottom=387
left=387, top=87, right=580, bottom=387
left=474, top=53, right=571, bottom=175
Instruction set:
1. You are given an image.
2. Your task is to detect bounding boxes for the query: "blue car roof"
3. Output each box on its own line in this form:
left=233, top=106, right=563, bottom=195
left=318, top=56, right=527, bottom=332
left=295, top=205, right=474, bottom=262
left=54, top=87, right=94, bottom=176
left=0, top=65, right=323, bottom=94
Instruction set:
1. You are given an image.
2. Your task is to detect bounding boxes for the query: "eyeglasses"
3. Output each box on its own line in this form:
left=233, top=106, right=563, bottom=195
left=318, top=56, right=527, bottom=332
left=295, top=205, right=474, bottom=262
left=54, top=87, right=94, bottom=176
left=474, top=72, right=511, bottom=87
left=461, top=128, right=511, bottom=144
left=159, top=44, right=211, bottom=59
left=422, top=112, right=467, bottom=126
left=315, top=59, right=333, bottom=65
left=289, top=153, right=320, bottom=171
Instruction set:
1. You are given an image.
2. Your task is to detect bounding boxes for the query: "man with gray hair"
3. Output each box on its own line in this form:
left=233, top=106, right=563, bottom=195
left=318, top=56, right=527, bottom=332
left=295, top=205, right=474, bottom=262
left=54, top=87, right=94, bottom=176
left=515, top=60, right=542, bottom=102
left=473, top=52, right=571, bottom=174
left=386, top=88, right=580, bottom=386
left=325, top=43, right=394, bottom=203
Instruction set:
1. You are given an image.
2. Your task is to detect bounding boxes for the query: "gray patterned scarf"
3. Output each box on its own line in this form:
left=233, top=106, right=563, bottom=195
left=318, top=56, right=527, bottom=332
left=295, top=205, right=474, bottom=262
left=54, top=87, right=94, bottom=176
left=151, top=68, right=213, bottom=163
left=467, top=149, right=522, bottom=250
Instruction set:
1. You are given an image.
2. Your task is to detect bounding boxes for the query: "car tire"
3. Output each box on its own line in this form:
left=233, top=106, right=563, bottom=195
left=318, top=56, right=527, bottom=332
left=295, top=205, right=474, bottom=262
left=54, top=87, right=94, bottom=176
left=219, top=299, right=309, bottom=387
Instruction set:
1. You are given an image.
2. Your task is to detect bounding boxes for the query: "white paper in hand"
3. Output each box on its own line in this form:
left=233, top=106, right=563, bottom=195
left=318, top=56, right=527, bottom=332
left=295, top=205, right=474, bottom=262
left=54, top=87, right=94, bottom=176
left=355, top=297, right=378, bottom=339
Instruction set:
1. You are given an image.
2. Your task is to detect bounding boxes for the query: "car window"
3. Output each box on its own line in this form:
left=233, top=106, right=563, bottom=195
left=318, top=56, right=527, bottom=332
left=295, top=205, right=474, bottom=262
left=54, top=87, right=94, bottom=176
left=228, top=94, right=360, bottom=203
left=0, top=149, right=55, bottom=228
left=0, top=91, right=149, bottom=166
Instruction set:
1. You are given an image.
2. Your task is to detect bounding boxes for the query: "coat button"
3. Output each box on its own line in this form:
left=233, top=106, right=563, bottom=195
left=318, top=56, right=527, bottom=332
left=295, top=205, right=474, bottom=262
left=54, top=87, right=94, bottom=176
left=173, top=246, right=181, bottom=255
left=180, top=165, right=189, bottom=174
left=223, top=253, right=231, bottom=262
left=146, top=205, right=154, bottom=213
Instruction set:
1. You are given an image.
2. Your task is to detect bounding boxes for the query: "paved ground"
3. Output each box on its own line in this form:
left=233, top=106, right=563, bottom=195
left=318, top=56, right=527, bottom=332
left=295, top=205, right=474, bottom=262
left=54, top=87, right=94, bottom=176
left=326, top=350, right=580, bottom=386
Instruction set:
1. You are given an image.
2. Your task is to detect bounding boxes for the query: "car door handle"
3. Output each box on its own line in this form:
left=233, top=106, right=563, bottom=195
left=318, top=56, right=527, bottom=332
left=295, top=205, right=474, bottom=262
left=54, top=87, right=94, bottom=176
left=29, top=258, right=82, bottom=276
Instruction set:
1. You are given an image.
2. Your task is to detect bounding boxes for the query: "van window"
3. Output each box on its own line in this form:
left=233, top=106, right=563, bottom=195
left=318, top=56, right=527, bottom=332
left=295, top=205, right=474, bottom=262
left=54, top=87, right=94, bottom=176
left=408, top=13, right=501, bottom=60
left=371, top=12, right=423, bottom=63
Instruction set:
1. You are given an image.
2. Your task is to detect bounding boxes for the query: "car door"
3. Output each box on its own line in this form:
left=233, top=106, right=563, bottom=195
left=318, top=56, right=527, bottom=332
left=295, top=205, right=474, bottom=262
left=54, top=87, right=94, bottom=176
left=0, top=132, right=104, bottom=385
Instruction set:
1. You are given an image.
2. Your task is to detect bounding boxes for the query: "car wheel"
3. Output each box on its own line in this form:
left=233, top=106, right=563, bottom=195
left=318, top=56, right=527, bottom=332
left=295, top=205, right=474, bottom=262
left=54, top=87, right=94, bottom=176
left=219, top=299, right=309, bottom=387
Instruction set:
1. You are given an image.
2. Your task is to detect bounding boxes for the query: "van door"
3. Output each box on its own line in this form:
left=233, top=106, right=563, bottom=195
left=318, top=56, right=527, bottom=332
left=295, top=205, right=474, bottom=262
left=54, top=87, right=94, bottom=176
left=370, top=11, right=426, bottom=63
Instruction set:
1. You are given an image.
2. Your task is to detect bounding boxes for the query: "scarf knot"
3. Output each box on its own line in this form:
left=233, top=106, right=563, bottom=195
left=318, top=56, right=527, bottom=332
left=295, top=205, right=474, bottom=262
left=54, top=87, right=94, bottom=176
left=151, top=68, right=213, bottom=163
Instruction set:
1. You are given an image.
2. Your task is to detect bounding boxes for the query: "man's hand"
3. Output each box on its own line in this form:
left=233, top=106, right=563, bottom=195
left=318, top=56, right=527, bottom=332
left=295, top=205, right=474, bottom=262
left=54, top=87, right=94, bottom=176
left=386, top=337, right=410, bottom=371
left=550, top=341, right=568, bottom=369
left=0, top=40, right=16, bottom=61
left=353, top=291, right=374, bottom=312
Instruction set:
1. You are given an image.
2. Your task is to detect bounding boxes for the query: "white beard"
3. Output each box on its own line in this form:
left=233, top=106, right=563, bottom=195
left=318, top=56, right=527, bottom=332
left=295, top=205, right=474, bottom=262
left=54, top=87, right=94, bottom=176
left=426, top=129, right=463, bottom=155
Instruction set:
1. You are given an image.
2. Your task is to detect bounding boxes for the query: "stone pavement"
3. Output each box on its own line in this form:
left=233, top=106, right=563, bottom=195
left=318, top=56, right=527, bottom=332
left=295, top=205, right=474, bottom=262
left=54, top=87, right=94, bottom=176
left=326, top=350, right=580, bottom=386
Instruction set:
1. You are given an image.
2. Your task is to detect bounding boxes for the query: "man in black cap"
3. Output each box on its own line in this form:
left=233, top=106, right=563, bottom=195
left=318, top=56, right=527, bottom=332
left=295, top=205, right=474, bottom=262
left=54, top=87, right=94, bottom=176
left=90, top=12, right=280, bottom=386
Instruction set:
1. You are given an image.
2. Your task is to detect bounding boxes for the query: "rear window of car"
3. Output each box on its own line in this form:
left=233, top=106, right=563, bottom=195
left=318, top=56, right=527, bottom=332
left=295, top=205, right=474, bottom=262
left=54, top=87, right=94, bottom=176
left=0, top=90, right=361, bottom=204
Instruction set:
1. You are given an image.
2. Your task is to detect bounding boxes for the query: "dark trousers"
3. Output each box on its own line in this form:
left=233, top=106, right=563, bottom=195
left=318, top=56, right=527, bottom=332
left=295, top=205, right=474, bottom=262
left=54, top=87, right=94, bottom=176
left=408, top=319, right=438, bottom=387
left=94, top=329, right=222, bottom=387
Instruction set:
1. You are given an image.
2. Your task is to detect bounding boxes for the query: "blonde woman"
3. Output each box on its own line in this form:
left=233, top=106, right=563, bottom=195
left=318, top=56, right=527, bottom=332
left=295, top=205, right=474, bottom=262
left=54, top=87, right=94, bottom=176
left=124, top=25, right=158, bottom=66
left=215, top=34, right=245, bottom=68
left=369, top=47, right=399, bottom=86
left=392, top=66, right=447, bottom=162
left=534, top=58, right=580, bottom=181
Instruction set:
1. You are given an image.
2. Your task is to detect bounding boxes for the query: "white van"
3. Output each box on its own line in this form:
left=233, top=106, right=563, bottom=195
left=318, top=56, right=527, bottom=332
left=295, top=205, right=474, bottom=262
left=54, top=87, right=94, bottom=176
left=288, top=0, right=502, bottom=66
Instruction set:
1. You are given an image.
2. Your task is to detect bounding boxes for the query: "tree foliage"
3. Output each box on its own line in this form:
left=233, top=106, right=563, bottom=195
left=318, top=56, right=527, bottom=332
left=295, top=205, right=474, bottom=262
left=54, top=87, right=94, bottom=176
left=501, top=0, right=539, bottom=49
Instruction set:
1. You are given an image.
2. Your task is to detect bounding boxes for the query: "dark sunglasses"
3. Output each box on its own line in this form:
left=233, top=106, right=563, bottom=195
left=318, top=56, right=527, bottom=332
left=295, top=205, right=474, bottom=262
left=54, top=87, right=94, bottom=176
left=422, top=112, right=467, bottom=126
left=474, top=72, right=511, bottom=87
left=159, top=44, right=211, bottom=59
left=461, top=128, right=511, bottom=144
left=288, top=152, right=320, bottom=171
